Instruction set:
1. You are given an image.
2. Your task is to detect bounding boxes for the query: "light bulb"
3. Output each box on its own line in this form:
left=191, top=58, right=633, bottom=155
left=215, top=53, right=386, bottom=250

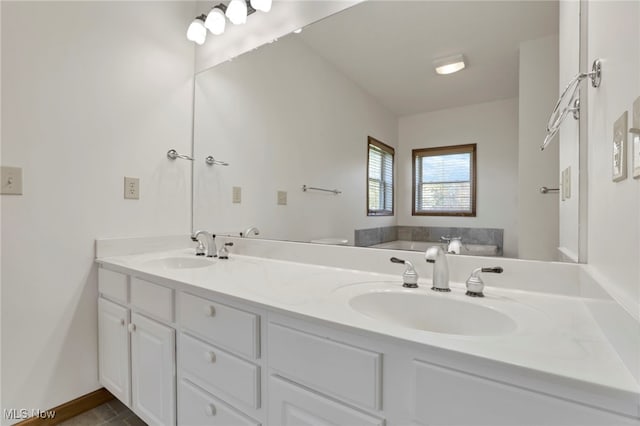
left=226, top=0, right=248, bottom=25
left=205, top=7, right=226, bottom=35
left=250, top=0, right=272, bottom=12
left=187, top=16, right=207, bottom=45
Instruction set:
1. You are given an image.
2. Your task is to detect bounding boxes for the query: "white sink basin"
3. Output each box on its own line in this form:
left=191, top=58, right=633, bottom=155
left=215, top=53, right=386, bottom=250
left=142, top=256, right=215, bottom=270
left=349, top=291, right=517, bottom=336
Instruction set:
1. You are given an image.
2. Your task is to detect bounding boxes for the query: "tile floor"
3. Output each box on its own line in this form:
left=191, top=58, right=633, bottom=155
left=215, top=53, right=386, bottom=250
left=58, top=399, right=146, bottom=426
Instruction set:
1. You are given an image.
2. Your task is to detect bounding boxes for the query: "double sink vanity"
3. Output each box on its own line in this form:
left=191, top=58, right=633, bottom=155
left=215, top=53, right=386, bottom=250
left=95, top=236, right=640, bottom=426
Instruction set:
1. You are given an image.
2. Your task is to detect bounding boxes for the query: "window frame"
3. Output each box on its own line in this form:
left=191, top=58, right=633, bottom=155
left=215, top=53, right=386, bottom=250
left=411, top=143, right=477, bottom=217
left=367, top=136, right=395, bottom=217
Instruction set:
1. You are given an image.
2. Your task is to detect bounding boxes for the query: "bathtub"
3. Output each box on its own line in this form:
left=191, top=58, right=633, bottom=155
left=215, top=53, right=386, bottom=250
left=370, top=240, right=500, bottom=256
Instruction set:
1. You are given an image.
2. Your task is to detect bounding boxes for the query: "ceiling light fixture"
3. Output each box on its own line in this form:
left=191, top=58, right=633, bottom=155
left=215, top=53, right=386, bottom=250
left=250, top=0, right=272, bottom=13
left=226, top=0, right=248, bottom=25
left=186, top=15, right=207, bottom=45
left=293, top=28, right=303, bottom=34
left=433, top=54, right=466, bottom=75
left=205, top=5, right=227, bottom=35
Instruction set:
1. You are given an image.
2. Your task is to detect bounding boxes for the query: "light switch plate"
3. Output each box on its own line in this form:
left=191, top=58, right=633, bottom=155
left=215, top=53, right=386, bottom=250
left=124, top=177, right=140, bottom=199
left=232, top=186, right=242, bottom=204
left=632, top=96, right=640, bottom=179
left=562, top=166, right=571, bottom=200
left=1, top=166, right=23, bottom=195
left=612, top=111, right=628, bottom=182
left=277, top=190, right=287, bottom=205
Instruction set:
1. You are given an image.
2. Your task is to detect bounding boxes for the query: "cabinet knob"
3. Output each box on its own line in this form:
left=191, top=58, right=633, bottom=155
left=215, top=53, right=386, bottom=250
left=206, top=403, right=216, bottom=416
left=128, top=323, right=136, bottom=333
left=208, top=305, right=216, bottom=317
left=208, top=351, right=216, bottom=363
left=120, top=319, right=125, bottom=326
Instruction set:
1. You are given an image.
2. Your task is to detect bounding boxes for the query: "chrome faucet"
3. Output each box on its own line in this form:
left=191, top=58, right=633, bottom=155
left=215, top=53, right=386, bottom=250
left=191, top=230, right=217, bottom=258
left=441, top=236, right=462, bottom=254
left=241, top=226, right=260, bottom=238
left=465, top=266, right=503, bottom=297
left=389, top=257, right=419, bottom=288
left=425, top=246, right=450, bottom=292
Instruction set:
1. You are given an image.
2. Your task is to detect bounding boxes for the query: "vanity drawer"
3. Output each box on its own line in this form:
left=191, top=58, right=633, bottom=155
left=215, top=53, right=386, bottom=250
left=268, top=323, right=382, bottom=411
left=179, top=333, right=260, bottom=409
left=268, top=376, right=384, bottom=426
left=130, top=277, right=173, bottom=322
left=179, top=292, right=259, bottom=359
left=98, top=268, right=128, bottom=304
left=178, top=380, right=260, bottom=426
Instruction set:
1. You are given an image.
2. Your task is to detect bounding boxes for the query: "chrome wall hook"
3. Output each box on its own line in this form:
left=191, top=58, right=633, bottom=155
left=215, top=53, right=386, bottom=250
left=205, top=156, right=229, bottom=166
left=167, top=149, right=194, bottom=161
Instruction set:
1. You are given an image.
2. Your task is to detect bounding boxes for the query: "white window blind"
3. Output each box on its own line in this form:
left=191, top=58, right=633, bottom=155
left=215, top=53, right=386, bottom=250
left=413, top=144, right=476, bottom=216
left=367, top=138, right=394, bottom=215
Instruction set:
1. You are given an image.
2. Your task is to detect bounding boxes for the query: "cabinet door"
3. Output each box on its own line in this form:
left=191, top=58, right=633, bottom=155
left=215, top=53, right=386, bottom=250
left=98, top=298, right=130, bottom=406
left=413, top=360, right=640, bottom=426
left=269, top=376, right=384, bottom=426
left=131, top=312, right=176, bottom=426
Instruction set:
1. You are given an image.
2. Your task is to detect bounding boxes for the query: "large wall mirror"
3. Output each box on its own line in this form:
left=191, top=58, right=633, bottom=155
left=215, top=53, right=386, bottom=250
left=193, top=0, right=580, bottom=262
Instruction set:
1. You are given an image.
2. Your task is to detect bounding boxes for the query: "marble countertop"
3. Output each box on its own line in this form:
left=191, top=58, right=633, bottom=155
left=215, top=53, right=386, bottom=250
left=96, top=248, right=640, bottom=416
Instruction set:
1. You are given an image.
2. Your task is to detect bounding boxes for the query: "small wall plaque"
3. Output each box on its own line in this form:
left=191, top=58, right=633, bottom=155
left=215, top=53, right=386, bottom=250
left=612, top=111, right=628, bottom=182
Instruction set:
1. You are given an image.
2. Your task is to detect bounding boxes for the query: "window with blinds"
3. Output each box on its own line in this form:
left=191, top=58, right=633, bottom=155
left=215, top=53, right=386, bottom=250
left=412, top=144, right=476, bottom=216
left=367, top=137, right=394, bottom=216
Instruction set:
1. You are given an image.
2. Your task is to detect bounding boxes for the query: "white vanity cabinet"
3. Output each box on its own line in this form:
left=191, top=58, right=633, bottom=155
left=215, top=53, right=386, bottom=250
left=98, top=268, right=177, bottom=426
left=98, top=297, right=130, bottom=405
left=98, top=265, right=640, bottom=426
left=130, top=312, right=176, bottom=426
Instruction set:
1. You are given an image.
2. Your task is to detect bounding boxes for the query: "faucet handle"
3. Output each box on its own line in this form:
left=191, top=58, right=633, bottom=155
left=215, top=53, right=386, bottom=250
left=390, top=257, right=419, bottom=288
left=466, top=266, right=503, bottom=297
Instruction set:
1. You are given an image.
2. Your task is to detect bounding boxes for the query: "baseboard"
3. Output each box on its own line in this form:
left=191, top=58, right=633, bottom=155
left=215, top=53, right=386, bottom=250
left=15, top=388, right=114, bottom=426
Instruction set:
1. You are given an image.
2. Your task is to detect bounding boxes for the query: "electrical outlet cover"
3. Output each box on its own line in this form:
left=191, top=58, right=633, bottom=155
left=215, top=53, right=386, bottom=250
left=1, top=166, right=23, bottom=195
left=612, top=111, right=628, bottom=182
left=277, top=191, right=287, bottom=205
left=124, top=177, right=140, bottom=199
left=563, top=166, right=571, bottom=200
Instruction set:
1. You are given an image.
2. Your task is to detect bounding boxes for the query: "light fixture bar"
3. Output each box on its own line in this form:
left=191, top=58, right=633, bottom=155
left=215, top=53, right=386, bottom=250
left=188, top=1, right=262, bottom=44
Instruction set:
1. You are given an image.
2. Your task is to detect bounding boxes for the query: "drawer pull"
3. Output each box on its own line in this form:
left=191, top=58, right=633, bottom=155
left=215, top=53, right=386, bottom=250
left=208, top=351, right=216, bottom=363
left=208, top=305, right=216, bottom=317
left=205, top=403, right=216, bottom=416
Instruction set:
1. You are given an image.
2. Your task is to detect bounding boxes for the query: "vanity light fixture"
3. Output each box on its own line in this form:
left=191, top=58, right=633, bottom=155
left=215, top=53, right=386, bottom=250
left=186, top=15, right=207, bottom=45
left=433, top=54, right=466, bottom=75
left=226, top=0, right=248, bottom=25
left=205, top=5, right=227, bottom=35
left=250, top=0, right=272, bottom=13
left=189, top=1, right=265, bottom=43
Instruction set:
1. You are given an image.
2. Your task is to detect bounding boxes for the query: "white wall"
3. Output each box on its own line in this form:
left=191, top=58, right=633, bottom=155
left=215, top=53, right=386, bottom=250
left=193, top=35, right=397, bottom=243
left=518, top=35, right=560, bottom=261
left=558, top=0, right=581, bottom=261
left=585, top=0, right=640, bottom=316
left=194, top=0, right=362, bottom=73
left=1, top=2, right=195, bottom=421
left=397, top=99, right=519, bottom=258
